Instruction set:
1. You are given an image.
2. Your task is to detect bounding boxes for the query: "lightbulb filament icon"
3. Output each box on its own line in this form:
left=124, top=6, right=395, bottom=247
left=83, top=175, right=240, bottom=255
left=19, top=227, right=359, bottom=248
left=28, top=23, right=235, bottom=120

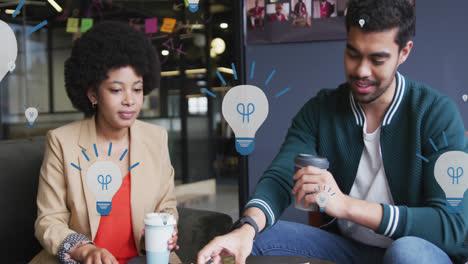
left=237, top=103, right=255, bottom=123
left=447, top=167, right=463, bottom=184
left=98, top=174, right=112, bottom=190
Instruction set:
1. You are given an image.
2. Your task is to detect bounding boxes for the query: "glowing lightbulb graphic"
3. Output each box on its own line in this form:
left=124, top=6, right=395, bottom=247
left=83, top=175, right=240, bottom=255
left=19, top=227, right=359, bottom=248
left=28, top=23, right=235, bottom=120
left=222, top=85, right=269, bottom=155
left=359, top=19, right=365, bottom=28
left=86, top=160, right=123, bottom=216
left=0, top=19, right=18, bottom=82
left=25, top=107, right=38, bottom=127
left=316, top=192, right=330, bottom=212
left=188, top=0, right=200, bottom=13
left=434, top=151, right=468, bottom=213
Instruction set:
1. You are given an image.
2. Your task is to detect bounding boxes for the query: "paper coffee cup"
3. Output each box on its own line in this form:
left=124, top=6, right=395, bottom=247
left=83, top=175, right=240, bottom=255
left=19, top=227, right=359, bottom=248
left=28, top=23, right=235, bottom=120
left=144, top=213, right=177, bottom=264
left=294, top=154, right=329, bottom=211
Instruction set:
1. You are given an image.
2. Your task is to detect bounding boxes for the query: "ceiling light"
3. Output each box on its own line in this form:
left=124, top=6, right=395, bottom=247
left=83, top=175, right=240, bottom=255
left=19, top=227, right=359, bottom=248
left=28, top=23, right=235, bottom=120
left=5, top=9, right=17, bottom=15
left=211, top=38, right=226, bottom=55
left=47, top=0, right=63, bottom=12
left=197, top=80, right=207, bottom=86
left=161, top=50, right=169, bottom=56
left=220, top=23, right=228, bottom=29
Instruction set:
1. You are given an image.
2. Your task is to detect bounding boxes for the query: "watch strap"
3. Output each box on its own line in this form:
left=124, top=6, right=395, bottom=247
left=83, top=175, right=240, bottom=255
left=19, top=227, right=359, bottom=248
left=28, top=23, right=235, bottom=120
left=231, top=215, right=259, bottom=240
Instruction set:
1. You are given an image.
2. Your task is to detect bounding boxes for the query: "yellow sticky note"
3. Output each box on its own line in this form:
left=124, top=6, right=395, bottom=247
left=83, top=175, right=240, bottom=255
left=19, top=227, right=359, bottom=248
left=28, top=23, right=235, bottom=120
left=81, top=18, right=94, bottom=33
left=160, top=18, right=177, bottom=34
left=66, top=18, right=79, bottom=33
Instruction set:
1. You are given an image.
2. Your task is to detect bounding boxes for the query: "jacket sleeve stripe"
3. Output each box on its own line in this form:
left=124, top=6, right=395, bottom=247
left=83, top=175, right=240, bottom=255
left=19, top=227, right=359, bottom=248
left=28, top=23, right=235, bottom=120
left=388, top=206, right=400, bottom=237
left=246, top=199, right=276, bottom=225
left=384, top=205, right=395, bottom=236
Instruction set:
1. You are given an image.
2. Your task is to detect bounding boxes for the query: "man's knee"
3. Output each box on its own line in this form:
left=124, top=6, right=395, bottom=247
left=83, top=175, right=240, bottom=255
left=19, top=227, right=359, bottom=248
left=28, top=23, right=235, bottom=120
left=384, top=237, right=452, bottom=264
left=251, top=221, right=321, bottom=256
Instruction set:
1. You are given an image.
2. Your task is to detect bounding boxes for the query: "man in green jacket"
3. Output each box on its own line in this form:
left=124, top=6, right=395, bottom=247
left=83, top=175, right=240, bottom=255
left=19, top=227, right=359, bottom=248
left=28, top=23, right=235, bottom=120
left=198, top=0, right=468, bottom=263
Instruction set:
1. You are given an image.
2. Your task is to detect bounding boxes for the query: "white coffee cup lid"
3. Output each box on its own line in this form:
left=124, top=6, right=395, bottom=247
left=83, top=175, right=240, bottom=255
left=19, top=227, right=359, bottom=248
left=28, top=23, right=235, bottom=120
left=144, top=213, right=177, bottom=226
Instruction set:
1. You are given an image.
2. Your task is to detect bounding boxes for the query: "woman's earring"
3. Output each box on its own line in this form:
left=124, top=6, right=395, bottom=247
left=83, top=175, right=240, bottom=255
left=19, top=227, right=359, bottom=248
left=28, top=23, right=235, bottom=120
left=92, top=102, right=97, bottom=108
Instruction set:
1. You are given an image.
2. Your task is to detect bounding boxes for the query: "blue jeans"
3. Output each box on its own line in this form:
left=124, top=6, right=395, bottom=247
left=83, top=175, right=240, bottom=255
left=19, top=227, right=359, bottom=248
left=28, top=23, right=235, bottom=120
left=251, top=221, right=453, bottom=264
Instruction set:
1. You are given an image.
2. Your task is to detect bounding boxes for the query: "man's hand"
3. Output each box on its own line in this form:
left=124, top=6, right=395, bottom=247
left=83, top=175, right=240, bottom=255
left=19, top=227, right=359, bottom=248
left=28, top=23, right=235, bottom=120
left=292, top=166, right=348, bottom=218
left=197, top=225, right=255, bottom=264
left=70, top=244, right=118, bottom=264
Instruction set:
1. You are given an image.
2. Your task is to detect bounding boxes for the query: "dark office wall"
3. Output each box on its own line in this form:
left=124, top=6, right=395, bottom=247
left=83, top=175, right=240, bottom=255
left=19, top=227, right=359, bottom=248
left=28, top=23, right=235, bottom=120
left=247, top=0, right=468, bottom=225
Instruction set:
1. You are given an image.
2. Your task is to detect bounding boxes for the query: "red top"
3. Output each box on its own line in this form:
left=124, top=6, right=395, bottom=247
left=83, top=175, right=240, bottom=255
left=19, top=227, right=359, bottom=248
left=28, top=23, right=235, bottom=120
left=269, top=13, right=286, bottom=21
left=94, top=171, right=138, bottom=264
left=320, top=2, right=332, bottom=18
left=250, top=6, right=263, bottom=17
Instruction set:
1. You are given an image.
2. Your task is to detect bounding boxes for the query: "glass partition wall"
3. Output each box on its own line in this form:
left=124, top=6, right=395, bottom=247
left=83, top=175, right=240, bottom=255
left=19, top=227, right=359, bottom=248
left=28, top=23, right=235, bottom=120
left=0, top=0, right=242, bottom=187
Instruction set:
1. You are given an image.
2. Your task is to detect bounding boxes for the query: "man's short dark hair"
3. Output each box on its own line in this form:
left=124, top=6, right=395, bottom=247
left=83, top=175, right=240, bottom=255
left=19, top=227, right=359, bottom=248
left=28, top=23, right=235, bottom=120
left=346, top=0, right=415, bottom=51
left=65, top=21, right=161, bottom=117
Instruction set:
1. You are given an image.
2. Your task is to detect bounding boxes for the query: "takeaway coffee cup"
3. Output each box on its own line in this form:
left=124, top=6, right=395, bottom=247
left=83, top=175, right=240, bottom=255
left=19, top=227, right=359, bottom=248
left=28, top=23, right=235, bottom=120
left=144, top=213, right=177, bottom=264
left=294, top=154, right=329, bottom=211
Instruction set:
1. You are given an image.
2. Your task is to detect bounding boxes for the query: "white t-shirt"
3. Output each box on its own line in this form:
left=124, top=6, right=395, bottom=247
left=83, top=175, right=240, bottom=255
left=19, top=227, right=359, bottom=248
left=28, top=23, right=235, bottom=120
left=337, top=120, right=394, bottom=248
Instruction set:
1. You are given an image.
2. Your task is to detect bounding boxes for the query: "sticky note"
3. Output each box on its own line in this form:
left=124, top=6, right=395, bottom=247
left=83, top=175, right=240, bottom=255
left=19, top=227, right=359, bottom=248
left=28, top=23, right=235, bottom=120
left=160, top=18, right=177, bottom=33
left=66, top=18, right=79, bottom=33
left=81, top=18, right=94, bottom=33
left=145, top=17, right=158, bottom=34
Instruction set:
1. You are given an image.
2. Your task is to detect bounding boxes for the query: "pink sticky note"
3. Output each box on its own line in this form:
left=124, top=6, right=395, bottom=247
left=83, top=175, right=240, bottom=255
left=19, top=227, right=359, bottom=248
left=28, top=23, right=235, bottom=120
left=145, top=17, right=158, bottom=34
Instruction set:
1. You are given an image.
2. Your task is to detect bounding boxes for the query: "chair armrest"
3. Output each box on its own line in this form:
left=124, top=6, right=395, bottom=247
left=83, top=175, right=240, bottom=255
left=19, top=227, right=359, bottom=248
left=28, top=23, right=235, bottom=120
left=176, top=207, right=233, bottom=263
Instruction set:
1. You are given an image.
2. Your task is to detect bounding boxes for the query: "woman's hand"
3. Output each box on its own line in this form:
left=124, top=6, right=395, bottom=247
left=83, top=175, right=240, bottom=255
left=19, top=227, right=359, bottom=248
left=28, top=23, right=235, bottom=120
left=70, top=244, right=118, bottom=264
left=168, top=226, right=179, bottom=251
left=141, top=226, right=179, bottom=251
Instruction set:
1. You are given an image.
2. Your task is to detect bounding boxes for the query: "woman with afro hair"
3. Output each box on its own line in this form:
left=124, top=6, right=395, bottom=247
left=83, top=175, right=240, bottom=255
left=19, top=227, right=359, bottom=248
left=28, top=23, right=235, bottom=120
left=30, top=21, right=179, bottom=264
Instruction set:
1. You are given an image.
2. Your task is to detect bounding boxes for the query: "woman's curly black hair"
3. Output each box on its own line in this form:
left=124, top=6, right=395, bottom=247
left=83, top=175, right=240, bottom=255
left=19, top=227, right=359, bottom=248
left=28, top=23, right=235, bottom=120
left=346, top=0, right=415, bottom=51
left=65, top=21, right=161, bottom=117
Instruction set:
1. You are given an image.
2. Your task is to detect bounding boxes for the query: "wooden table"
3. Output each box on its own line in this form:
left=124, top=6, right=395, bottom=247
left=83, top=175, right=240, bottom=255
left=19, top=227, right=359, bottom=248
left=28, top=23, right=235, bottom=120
left=127, top=255, right=334, bottom=264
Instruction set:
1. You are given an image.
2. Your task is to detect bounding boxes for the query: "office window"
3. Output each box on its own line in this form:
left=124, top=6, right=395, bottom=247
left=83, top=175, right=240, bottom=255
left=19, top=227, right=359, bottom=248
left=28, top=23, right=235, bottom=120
left=188, top=96, right=207, bottom=115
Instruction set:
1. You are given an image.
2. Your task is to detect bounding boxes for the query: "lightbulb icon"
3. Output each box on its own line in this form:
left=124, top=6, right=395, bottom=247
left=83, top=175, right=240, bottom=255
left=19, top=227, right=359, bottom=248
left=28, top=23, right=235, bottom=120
left=316, top=192, right=330, bottom=213
left=86, top=160, right=123, bottom=216
left=25, top=107, right=38, bottom=127
left=71, top=143, right=140, bottom=216
left=188, top=0, right=200, bottom=13
left=359, top=19, right=365, bottom=28
left=222, top=85, right=269, bottom=155
left=434, top=150, right=468, bottom=213
left=0, top=19, right=18, bottom=82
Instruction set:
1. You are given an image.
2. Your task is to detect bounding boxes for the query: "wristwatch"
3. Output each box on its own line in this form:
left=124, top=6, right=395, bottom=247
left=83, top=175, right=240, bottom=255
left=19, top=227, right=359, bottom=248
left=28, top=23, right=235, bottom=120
left=231, top=215, right=259, bottom=240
